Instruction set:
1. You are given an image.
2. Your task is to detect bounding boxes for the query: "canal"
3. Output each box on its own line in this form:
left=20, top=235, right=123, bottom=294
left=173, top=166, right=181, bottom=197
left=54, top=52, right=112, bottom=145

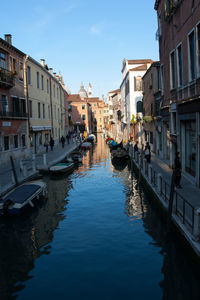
left=0, top=136, right=200, bottom=300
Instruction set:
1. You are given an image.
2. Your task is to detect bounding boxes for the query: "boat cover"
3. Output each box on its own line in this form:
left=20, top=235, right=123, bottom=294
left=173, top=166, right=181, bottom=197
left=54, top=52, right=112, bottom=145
left=3, top=184, right=40, bottom=204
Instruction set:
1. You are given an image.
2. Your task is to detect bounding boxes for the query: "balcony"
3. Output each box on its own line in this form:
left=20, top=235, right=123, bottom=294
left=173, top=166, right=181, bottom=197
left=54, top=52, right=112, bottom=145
left=0, top=111, right=28, bottom=119
left=0, top=68, right=15, bottom=89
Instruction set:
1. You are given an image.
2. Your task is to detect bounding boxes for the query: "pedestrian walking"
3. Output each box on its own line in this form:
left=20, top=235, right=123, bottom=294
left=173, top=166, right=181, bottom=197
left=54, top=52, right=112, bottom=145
left=144, top=142, right=151, bottom=163
left=61, top=135, right=65, bottom=148
left=66, top=133, right=70, bottom=144
left=174, top=152, right=182, bottom=188
left=50, top=137, right=54, bottom=151
left=44, top=140, right=48, bottom=152
left=134, top=141, right=138, bottom=152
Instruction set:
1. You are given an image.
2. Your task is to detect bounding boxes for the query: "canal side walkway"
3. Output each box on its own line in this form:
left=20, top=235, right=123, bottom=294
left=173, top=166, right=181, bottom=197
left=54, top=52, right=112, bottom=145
left=129, top=147, right=200, bottom=257
left=35, top=141, right=79, bottom=172
left=0, top=140, right=80, bottom=196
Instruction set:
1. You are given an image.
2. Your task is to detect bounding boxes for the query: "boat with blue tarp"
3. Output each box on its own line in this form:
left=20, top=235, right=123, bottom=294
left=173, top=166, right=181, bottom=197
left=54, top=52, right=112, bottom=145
left=0, top=180, right=47, bottom=215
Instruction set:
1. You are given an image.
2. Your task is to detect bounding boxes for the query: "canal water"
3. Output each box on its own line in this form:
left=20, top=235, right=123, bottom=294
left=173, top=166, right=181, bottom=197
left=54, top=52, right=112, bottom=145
left=0, top=136, right=200, bottom=300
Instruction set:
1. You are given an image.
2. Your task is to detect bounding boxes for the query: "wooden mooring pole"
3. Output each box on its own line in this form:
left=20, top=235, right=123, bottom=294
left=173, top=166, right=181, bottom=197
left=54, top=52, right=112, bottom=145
left=10, top=156, right=19, bottom=186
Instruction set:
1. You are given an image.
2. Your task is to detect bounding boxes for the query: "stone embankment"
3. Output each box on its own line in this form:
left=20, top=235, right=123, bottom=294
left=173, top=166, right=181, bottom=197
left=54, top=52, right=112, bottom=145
left=0, top=141, right=79, bottom=197
left=128, top=145, right=200, bottom=258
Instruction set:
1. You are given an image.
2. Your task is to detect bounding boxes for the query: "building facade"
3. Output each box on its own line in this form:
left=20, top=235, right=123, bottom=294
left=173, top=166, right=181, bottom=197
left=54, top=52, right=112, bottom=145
left=142, top=61, right=161, bottom=153
left=0, top=35, right=28, bottom=162
left=120, top=59, right=153, bottom=143
left=155, top=0, right=200, bottom=186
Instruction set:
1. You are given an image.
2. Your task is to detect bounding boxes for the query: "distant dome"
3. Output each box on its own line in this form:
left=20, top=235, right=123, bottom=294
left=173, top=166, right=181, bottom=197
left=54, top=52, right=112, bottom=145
left=78, top=83, right=88, bottom=98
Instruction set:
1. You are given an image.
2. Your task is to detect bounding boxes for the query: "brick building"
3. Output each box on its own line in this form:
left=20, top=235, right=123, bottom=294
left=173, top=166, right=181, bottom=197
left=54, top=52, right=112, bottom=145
left=0, top=35, right=27, bottom=162
left=155, top=0, right=200, bottom=186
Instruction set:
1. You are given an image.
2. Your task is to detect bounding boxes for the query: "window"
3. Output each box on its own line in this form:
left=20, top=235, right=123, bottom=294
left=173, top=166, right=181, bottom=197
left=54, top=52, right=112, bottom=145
left=188, top=30, right=195, bottom=81
left=14, top=135, right=18, bottom=148
left=19, top=62, right=23, bottom=80
left=47, top=79, right=49, bottom=93
left=22, top=134, right=26, bottom=147
left=197, top=23, right=200, bottom=77
left=54, top=105, right=56, bottom=119
left=29, top=100, right=32, bottom=118
left=41, top=75, right=44, bottom=90
left=37, top=72, right=40, bottom=88
left=94, top=110, right=96, bottom=114
left=0, top=52, right=6, bottom=69
left=38, top=102, right=41, bottom=118
left=82, top=114, right=86, bottom=120
left=48, top=105, right=50, bottom=119
left=11, top=97, right=19, bottom=113
left=43, top=104, right=45, bottom=118
left=135, top=76, right=142, bottom=91
left=57, top=87, right=58, bottom=98
left=155, top=67, right=161, bottom=91
left=94, top=104, right=96, bottom=107
left=149, top=74, right=153, bottom=89
left=99, top=110, right=101, bottom=114
left=177, top=44, right=183, bottom=87
left=27, top=66, right=31, bottom=84
left=9, top=57, right=16, bottom=72
left=4, top=136, right=9, bottom=150
left=21, top=99, right=26, bottom=113
left=170, top=50, right=176, bottom=89
left=82, top=104, right=85, bottom=109
left=125, top=79, right=129, bottom=95
left=1, top=95, right=8, bottom=113
left=53, top=85, right=55, bottom=97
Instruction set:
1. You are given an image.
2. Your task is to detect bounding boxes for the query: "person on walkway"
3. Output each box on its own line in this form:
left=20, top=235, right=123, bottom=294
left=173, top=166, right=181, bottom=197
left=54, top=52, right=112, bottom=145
left=50, top=137, right=54, bottom=151
left=44, top=140, right=48, bottom=152
left=66, top=133, right=70, bottom=144
left=134, top=141, right=138, bottom=153
left=174, top=152, right=182, bottom=188
left=61, top=136, right=65, bottom=148
left=144, top=142, right=151, bottom=163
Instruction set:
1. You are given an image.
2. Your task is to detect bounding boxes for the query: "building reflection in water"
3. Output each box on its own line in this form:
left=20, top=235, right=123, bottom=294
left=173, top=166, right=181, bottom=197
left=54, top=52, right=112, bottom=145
left=123, top=164, right=200, bottom=300
left=0, top=175, right=73, bottom=300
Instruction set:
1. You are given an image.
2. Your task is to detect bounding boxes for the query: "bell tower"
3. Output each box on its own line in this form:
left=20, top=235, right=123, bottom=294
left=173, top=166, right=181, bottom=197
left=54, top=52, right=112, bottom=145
left=88, top=83, right=92, bottom=97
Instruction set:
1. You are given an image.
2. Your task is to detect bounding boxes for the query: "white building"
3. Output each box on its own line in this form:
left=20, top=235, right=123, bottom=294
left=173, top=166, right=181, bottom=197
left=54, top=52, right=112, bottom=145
left=120, top=59, right=153, bottom=141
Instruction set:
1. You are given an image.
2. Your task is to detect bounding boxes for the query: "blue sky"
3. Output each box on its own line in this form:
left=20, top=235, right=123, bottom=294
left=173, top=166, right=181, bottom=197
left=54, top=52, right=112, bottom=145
left=1, top=0, right=158, bottom=99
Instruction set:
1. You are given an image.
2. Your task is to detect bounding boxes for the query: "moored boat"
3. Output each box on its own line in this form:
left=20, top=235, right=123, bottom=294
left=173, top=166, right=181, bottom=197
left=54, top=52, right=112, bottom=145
left=0, top=180, right=47, bottom=215
left=111, top=148, right=129, bottom=160
left=81, top=142, right=92, bottom=150
left=49, top=162, right=74, bottom=174
left=66, top=151, right=83, bottom=163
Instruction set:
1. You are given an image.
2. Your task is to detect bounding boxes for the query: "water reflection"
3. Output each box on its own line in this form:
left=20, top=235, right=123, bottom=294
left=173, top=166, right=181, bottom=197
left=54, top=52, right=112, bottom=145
left=123, top=164, right=200, bottom=300
left=0, top=175, right=73, bottom=300
left=0, top=135, right=200, bottom=300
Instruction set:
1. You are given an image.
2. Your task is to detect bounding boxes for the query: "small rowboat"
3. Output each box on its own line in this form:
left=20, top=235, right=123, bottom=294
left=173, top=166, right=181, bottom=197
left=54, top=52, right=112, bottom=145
left=66, top=151, right=83, bottom=163
left=0, top=180, right=47, bottom=215
left=49, top=162, right=74, bottom=174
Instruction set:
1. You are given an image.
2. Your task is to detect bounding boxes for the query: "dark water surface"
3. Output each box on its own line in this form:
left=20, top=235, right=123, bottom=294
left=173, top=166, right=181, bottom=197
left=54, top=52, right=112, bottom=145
left=0, top=136, right=200, bottom=300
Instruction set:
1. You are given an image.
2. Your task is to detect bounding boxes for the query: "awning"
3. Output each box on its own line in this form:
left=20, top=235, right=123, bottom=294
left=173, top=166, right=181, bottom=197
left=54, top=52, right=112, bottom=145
left=31, top=126, right=52, bottom=132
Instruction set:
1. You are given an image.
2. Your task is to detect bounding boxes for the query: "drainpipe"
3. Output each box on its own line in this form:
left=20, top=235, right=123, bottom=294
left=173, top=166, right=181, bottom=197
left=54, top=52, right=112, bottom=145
left=49, top=75, right=54, bottom=137
left=24, top=55, right=31, bottom=147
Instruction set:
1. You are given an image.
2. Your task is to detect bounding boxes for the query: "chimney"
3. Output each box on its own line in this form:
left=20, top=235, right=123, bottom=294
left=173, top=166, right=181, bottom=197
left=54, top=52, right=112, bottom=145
left=40, top=59, right=45, bottom=67
left=53, top=72, right=57, bottom=77
left=4, top=34, right=12, bottom=45
left=49, top=68, right=53, bottom=75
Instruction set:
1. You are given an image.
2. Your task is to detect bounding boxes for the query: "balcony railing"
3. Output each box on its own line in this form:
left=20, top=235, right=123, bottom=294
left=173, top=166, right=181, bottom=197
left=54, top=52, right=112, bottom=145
left=0, top=68, right=15, bottom=89
left=0, top=111, right=28, bottom=119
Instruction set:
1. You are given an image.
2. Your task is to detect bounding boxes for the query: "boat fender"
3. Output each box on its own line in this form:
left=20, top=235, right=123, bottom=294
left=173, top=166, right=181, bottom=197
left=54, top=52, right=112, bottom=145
left=3, top=199, right=14, bottom=215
